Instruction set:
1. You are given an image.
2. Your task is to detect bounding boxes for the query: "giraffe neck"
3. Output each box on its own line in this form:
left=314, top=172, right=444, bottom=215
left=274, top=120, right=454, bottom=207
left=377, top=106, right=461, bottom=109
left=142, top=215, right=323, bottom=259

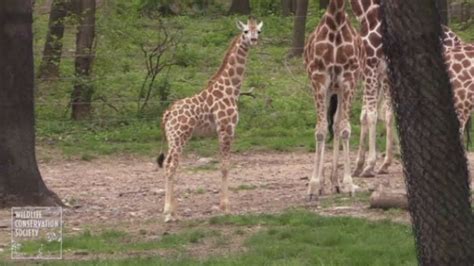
left=350, top=0, right=378, bottom=22
left=327, top=0, right=348, bottom=28
left=442, top=25, right=463, bottom=49
left=329, top=0, right=345, bottom=11
left=204, top=34, right=250, bottom=98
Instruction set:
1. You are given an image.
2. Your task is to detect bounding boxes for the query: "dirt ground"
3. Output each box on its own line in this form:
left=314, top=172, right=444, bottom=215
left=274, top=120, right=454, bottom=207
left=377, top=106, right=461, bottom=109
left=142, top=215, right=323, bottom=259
left=1, top=151, right=473, bottom=248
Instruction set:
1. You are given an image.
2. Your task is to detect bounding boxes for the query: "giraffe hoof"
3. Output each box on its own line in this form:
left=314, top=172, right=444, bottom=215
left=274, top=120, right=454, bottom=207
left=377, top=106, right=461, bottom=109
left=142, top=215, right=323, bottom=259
left=219, top=203, right=230, bottom=213
left=164, top=214, right=178, bottom=223
left=377, top=168, right=388, bottom=175
left=360, top=169, right=375, bottom=178
left=307, top=193, right=319, bottom=202
left=340, top=183, right=357, bottom=197
left=377, top=165, right=390, bottom=175
left=352, top=168, right=363, bottom=177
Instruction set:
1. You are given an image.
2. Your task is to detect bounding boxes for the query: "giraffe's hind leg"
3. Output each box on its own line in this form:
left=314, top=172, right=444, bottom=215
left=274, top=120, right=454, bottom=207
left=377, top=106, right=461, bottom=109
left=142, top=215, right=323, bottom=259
left=353, top=108, right=368, bottom=176
left=162, top=120, right=194, bottom=223
left=354, top=69, right=379, bottom=177
left=163, top=146, right=180, bottom=223
left=307, top=74, right=330, bottom=201
left=330, top=95, right=342, bottom=194
left=339, top=79, right=357, bottom=196
left=377, top=85, right=394, bottom=174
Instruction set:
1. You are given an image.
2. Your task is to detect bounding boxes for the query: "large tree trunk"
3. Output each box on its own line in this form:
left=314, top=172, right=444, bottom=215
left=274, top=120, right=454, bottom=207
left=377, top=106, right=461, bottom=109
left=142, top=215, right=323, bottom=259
left=288, top=0, right=309, bottom=58
left=37, top=0, right=70, bottom=80
left=382, top=0, right=474, bottom=264
left=228, top=0, right=250, bottom=15
left=71, top=0, right=96, bottom=120
left=319, top=0, right=329, bottom=10
left=436, top=0, right=449, bottom=25
left=0, top=0, right=62, bottom=207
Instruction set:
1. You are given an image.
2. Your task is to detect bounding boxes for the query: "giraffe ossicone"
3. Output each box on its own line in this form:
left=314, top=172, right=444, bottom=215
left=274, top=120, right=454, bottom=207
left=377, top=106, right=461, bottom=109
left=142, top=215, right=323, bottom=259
left=157, top=17, right=263, bottom=223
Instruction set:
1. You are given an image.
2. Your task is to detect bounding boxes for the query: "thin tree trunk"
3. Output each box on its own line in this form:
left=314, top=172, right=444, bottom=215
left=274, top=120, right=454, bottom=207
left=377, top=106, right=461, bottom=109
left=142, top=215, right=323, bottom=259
left=71, top=0, right=96, bottom=120
left=288, top=0, right=309, bottom=58
left=37, top=0, right=70, bottom=79
left=382, top=0, right=474, bottom=264
left=0, top=0, right=62, bottom=207
left=228, top=0, right=250, bottom=15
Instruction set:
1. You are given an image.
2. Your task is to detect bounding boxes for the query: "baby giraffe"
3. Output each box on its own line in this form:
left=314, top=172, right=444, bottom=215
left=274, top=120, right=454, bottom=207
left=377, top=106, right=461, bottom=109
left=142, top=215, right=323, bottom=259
left=157, top=17, right=263, bottom=222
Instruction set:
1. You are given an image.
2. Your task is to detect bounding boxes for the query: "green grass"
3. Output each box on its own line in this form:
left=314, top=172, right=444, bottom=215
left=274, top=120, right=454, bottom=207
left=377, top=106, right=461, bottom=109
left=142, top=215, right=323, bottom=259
left=12, top=209, right=416, bottom=265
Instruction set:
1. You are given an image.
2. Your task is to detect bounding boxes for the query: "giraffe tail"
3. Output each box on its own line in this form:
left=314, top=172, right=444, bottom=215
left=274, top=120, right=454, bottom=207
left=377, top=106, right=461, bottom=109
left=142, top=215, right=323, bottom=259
left=465, top=117, right=471, bottom=151
left=327, top=94, right=338, bottom=142
left=157, top=153, right=165, bottom=168
left=157, top=110, right=170, bottom=168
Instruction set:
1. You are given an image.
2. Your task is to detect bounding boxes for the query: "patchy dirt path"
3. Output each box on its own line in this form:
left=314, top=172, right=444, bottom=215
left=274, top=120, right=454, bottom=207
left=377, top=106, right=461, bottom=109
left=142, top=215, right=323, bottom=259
left=1, top=151, right=472, bottom=246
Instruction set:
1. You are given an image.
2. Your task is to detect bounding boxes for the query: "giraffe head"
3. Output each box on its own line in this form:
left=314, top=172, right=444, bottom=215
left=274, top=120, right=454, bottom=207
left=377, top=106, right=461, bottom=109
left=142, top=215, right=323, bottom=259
left=236, top=16, right=263, bottom=46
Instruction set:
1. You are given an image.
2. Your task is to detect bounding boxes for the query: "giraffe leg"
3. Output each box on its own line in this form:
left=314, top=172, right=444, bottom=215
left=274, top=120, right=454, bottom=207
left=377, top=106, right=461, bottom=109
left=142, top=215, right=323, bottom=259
left=308, top=125, right=327, bottom=200
left=353, top=109, right=368, bottom=176
left=161, top=119, right=194, bottom=223
left=377, top=97, right=394, bottom=175
left=308, top=76, right=330, bottom=201
left=217, top=124, right=235, bottom=213
left=339, top=80, right=356, bottom=196
left=330, top=97, right=342, bottom=194
left=354, top=70, right=378, bottom=177
left=360, top=108, right=377, bottom=177
left=163, top=147, right=180, bottom=223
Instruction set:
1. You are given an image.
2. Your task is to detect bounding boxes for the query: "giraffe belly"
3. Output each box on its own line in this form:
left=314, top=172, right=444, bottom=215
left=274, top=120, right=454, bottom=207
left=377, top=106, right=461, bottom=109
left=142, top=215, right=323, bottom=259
left=193, top=121, right=217, bottom=137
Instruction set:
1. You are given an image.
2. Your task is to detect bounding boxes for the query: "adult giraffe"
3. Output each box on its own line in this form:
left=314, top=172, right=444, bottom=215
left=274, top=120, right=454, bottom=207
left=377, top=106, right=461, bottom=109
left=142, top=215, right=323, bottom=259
left=157, top=17, right=263, bottom=222
left=350, top=0, right=465, bottom=177
left=304, top=0, right=365, bottom=200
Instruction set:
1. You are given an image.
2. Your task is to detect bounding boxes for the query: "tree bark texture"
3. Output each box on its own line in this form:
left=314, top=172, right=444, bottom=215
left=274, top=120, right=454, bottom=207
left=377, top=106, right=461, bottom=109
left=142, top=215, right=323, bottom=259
left=381, top=0, right=474, bottom=264
left=37, top=0, right=70, bottom=79
left=0, top=0, right=62, bottom=207
left=288, top=0, right=309, bottom=58
left=435, top=0, right=449, bottom=25
left=71, top=0, right=96, bottom=120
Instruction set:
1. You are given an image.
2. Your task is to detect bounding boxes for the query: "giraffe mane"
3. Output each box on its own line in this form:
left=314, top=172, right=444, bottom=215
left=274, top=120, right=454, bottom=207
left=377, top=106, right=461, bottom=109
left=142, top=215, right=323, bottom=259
left=207, top=34, right=241, bottom=87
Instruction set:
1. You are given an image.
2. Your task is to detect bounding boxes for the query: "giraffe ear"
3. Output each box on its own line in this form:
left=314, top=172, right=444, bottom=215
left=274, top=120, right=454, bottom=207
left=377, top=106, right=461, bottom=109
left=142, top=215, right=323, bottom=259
left=257, top=21, right=263, bottom=31
left=236, top=20, right=246, bottom=31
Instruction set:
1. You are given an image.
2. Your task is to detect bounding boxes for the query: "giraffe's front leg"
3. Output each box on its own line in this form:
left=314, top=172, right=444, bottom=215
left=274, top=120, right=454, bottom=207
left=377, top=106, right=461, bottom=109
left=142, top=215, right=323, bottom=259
left=217, top=123, right=235, bottom=213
